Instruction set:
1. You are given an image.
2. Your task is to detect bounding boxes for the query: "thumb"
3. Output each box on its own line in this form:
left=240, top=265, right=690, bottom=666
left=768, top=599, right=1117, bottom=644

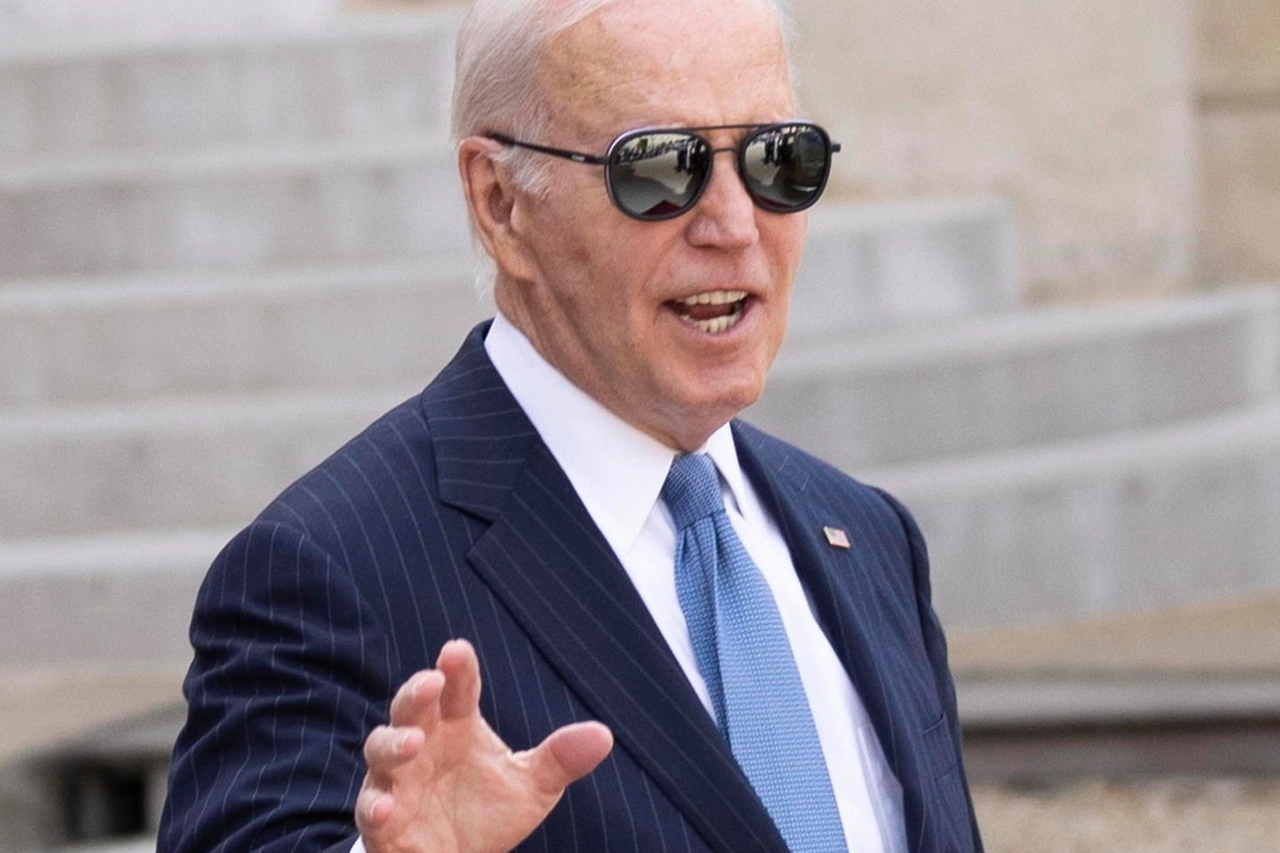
left=527, top=721, right=614, bottom=795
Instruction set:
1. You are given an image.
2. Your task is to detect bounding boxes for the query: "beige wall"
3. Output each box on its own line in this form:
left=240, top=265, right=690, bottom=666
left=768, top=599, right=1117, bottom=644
left=1195, top=0, right=1280, bottom=286
left=790, top=0, right=1197, bottom=301
left=1197, top=0, right=1280, bottom=77
left=358, top=0, right=1280, bottom=299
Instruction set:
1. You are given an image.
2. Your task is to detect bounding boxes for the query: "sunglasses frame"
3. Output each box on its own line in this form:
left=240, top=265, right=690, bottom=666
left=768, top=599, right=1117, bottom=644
left=487, top=121, right=841, bottom=222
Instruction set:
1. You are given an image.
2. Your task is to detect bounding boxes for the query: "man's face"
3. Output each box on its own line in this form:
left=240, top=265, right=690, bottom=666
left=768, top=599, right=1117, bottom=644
left=497, top=0, right=805, bottom=451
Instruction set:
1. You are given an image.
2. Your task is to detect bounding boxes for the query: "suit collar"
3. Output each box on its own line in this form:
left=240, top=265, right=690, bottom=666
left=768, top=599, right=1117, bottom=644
left=427, top=325, right=789, bottom=853
left=483, top=311, right=676, bottom=557
left=424, top=321, right=538, bottom=521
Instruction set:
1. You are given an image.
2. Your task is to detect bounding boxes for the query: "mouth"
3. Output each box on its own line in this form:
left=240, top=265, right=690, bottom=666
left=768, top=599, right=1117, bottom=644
left=666, top=290, right=750, bottom=334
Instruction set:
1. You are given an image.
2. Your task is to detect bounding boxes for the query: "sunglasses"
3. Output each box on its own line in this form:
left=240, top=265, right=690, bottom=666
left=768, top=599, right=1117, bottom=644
left=487, top=121, right=841, bottom=221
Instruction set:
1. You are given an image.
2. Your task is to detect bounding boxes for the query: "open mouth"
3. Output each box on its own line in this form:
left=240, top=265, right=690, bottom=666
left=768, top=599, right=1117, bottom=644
left=668, top=290, right=749, bottom=334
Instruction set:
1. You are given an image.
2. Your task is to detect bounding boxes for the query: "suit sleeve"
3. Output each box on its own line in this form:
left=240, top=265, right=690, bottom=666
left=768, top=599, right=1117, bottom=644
left=873, top=488, right=985, bottom=852
left=158, top=520, right=393, bottom=852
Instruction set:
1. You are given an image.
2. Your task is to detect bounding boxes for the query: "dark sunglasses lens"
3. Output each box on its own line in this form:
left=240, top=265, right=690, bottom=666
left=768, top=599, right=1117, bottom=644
left=743, top=124, right=831, bottom=212
left=608, top=132, right=709, bottom=220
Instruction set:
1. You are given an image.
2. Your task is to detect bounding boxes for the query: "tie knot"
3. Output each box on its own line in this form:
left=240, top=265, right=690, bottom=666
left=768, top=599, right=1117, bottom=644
left=662, top=454, right=723, bottom=530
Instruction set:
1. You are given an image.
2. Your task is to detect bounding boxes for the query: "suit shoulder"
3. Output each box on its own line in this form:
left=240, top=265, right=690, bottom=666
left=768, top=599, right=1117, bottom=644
left=734, top=419, right=871, bottom=494
left=733, top=419, right=916, bottom=530
left=256, top=390, right=441, bottom=542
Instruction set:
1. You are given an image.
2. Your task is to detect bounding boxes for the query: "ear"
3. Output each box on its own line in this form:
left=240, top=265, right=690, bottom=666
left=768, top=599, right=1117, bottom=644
left=457, top=137, right=539, bottom=282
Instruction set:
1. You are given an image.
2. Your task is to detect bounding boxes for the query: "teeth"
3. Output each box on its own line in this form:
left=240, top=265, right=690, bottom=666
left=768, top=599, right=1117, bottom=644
left=679, top=290, right=747, bottom=306
left=687, top=304, right=746, bottom=334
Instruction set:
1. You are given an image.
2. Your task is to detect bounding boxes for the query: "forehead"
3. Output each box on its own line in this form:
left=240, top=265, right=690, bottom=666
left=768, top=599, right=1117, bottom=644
left=540, top=0, right=794, bottom=139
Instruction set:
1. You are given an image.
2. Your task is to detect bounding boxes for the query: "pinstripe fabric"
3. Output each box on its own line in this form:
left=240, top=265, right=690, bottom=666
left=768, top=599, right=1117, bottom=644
left=159, top=321, right=982, bottom=853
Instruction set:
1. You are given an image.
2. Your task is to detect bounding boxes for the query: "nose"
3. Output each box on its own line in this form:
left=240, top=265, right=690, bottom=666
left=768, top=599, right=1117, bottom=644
left=685, top=147, right=759, bottom=249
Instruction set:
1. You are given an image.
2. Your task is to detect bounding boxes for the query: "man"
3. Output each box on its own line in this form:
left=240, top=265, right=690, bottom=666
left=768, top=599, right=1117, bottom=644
left=159, top=0, right=982, bottom=850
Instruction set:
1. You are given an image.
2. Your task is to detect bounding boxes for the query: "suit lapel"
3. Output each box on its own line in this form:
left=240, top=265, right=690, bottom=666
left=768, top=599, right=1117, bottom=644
left=735, top=422, right=948, bottom=851
left=428, top=327, right=788, bottom=853
left=732, top=423, right=909, bottom=783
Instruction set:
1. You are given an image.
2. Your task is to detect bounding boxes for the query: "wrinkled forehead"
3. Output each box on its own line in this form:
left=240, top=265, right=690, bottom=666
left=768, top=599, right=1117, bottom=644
left=539, top=0, right=795, bottom=140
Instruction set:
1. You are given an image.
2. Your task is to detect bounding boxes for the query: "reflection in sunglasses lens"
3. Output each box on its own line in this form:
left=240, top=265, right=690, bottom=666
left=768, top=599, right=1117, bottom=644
left=611, top=133, right=709, bottom=219
left=608, top=124, right=830, bottom=219
left=745, top=125, right=828, bottom=211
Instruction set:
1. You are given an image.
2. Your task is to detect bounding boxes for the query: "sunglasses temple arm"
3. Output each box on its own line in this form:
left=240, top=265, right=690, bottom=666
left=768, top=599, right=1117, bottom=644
left=486, top=134, right=610, bottom=166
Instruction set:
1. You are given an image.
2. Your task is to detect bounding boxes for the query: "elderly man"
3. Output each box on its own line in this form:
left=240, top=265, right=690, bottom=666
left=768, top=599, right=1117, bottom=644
left=159, top=0, right=981, bottom=850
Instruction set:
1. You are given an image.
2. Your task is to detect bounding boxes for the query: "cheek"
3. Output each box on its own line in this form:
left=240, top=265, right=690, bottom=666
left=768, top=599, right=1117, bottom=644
left=759, top=209, right=806, bottom=258
left=609, top=237, right=682, bottom=309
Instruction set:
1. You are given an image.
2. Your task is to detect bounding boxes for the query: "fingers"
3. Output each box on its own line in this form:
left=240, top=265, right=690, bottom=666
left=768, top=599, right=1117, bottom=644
left=388, top=640, right=480, bottom=728
left=388, top=668, right=445, bottom=728
left=363, top=724, right=425, bottom=773
left=436, top=638, right=484, bottom=720
left=359, top=641, right=612, bottom=850
left=526, top=721, right=614, bottom=796
left=354, top=778, right=394, bottom=833
left=369, top=670, right=438, bottom=792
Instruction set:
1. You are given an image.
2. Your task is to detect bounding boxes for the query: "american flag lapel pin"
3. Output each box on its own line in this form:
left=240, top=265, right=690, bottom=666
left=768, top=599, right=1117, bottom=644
left=823, top=526, right=851, bottom=549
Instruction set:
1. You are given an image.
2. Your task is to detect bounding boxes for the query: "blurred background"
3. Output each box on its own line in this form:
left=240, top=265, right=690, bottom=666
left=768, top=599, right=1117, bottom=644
left=0, top=0, right=1277, bottom=849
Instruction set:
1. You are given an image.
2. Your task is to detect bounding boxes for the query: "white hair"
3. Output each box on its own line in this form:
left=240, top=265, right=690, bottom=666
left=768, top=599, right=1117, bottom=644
left=452, top=0, right=795, bottom=191
left=451, top=0, right=796, bottom=291
left=452, top=0, right=612, bottom=198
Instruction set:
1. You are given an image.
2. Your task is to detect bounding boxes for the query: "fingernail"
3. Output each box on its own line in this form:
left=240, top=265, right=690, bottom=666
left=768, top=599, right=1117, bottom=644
left=395, top=732, right=409, bottom=752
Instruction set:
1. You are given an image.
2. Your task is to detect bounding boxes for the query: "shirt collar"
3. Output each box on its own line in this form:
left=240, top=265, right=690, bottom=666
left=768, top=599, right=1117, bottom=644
left=484, top=312, right=750, bottom=552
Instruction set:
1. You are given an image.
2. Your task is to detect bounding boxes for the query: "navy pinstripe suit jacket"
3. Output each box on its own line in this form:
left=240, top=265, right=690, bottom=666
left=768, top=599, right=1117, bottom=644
left=160, top=321, right=982, bottom=853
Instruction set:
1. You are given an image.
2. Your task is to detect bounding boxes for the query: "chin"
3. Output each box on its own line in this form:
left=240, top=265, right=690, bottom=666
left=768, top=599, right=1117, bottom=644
left=687, top=378, right=765, bottom=424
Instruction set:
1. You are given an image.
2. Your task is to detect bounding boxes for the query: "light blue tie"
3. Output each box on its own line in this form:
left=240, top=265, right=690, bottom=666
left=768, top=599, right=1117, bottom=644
left=663, top=454, right=848, bottom=853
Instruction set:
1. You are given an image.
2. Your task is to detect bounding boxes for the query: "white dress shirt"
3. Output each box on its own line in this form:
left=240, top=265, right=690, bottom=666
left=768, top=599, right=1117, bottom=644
left=484, top=313, right=907, bottom=853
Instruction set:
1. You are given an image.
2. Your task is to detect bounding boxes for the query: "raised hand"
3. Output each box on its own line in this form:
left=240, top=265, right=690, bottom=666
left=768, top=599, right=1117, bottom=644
left=356, top=639, right=614, bottom=853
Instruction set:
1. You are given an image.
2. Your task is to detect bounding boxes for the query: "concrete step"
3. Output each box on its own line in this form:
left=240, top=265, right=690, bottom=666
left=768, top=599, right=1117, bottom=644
left=0, top=9, right=461, bottom=159
left=0, top=666, right=182, bottom=849
left=791, top=196, right=1019, bottom=333
left=0, top=263, right=491, bottom=408
left=950, top=593, right=1280, bottom=678
left=752, top=285, right=1280, bottom=468
left=864, top=399, right=1280, bottom=633
left=0, top=197, right=1016, bottom=407
left=5, top=289, right=1278, bottom=538
left=0, top=531, right=229, bottom=667
left=53, top=838, right=156, bottom=853
left=0, top=0, right=343, bottom=37
left=0, top=135, right=469, bottom=279
left=0, top=384, right=423, bottom=539
left=4, top=401, right=1279, bottom=673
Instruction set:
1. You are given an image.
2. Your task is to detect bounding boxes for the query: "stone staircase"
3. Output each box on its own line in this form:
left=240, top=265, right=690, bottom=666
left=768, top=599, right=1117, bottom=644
left=753, top=287, right=1280, bottom=630
left=0, top=9, right=1020, bottom=676
left=2, top=4, right=1278, bottom=850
